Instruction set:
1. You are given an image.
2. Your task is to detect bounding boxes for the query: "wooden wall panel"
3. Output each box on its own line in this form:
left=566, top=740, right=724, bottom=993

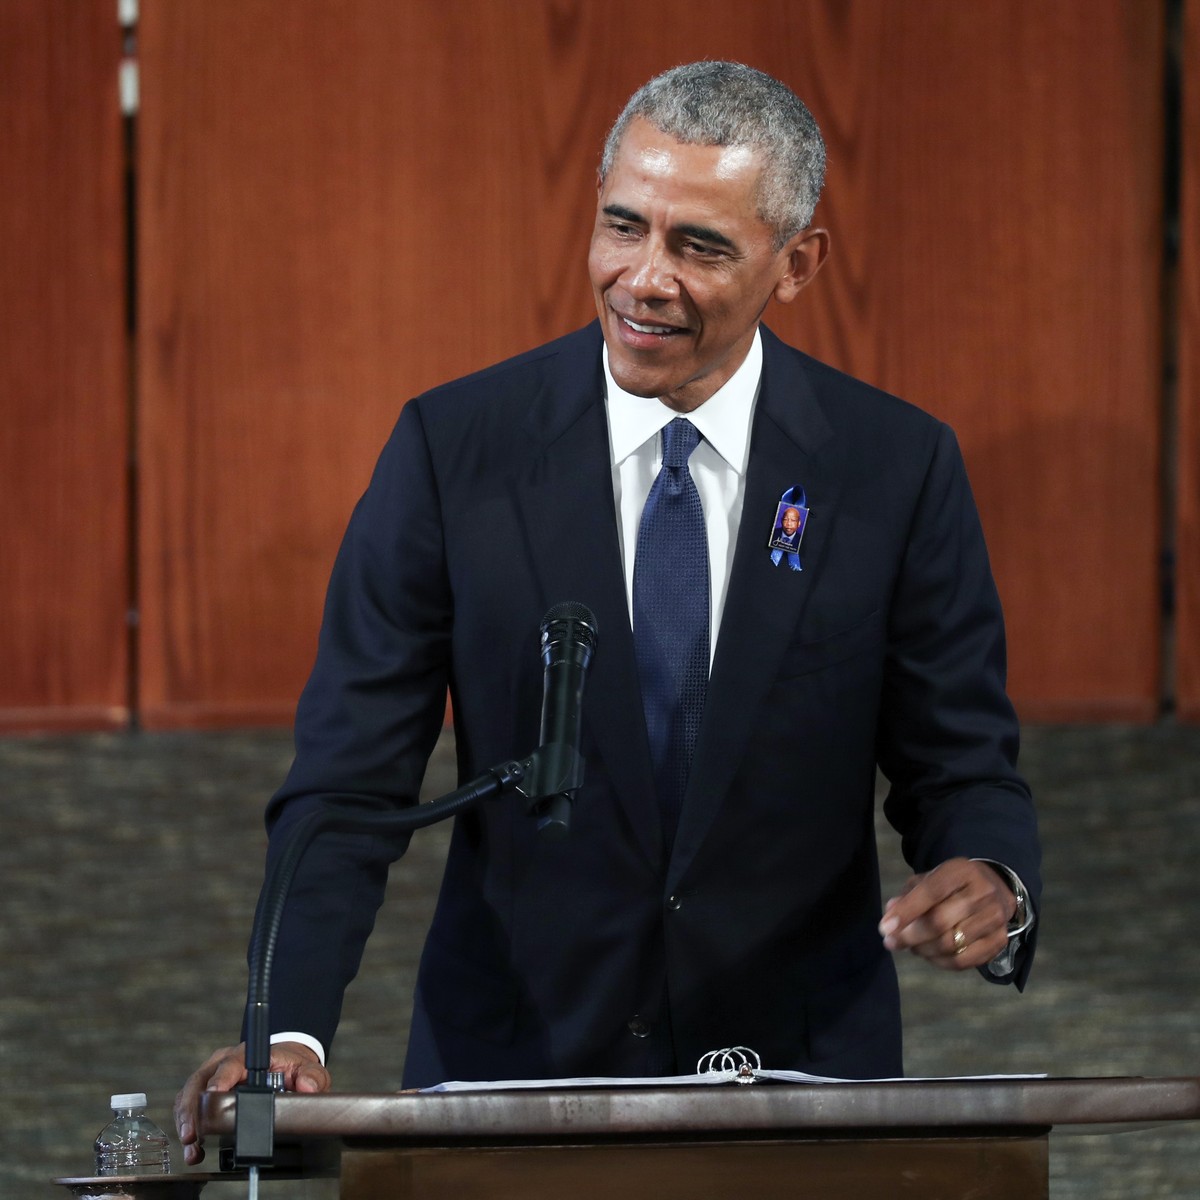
left=777, top=1, right=1167, bottom=721
left=136, top=0, right=1164, bottom=727
left=1177, top=0, right=1200, bottom=722
left=0, top=0, right=129, bottom=731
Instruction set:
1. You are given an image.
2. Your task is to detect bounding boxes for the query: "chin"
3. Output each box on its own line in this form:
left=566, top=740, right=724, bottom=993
left=604, top=343, right=676, bottom=393
left=610, top=364, right=675, bottom=400
left=615, top=376, right=665, bottom=400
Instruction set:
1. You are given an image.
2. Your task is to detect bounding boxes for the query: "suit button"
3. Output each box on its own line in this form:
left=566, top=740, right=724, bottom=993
left=666, top=894, right=682, bottom=911
left=628, top=1016, right=651, bottom=1038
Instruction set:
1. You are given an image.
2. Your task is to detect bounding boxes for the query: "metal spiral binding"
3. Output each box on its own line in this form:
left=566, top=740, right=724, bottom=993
left=696, top=1045, right=762, bottom=1085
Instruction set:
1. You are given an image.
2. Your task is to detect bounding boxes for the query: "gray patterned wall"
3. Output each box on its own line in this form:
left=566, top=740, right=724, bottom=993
left=2, top=725, right=1198, bottom=1197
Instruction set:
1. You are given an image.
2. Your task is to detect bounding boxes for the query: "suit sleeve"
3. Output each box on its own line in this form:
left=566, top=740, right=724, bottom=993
left=875, top=422, right=1041, bottom=987
left=249, top=398, right=452, bottom=1054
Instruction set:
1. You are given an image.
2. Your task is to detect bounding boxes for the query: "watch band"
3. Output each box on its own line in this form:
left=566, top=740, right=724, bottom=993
left=971, top=858, right=1035, bottom=939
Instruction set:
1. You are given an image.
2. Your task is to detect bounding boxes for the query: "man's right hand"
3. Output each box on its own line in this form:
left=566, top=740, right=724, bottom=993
left=174, top=1041, right=331, bottom=1166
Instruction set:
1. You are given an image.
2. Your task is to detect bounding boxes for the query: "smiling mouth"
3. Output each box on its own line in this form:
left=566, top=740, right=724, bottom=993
left=617, top=313, right=687, bottom=336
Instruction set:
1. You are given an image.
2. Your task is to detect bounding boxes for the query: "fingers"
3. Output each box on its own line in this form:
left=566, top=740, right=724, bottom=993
left=173, top=1041, right=332, bottom=1166
left=275, top=1042, right=331, bottom=1094
left=174, top=1043, right=247, bottom=1166
left=879, top=858, right=1016, bottom=972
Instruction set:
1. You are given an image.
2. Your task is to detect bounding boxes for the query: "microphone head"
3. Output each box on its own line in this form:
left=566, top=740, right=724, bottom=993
left=540, top=601, right=599, bottom=653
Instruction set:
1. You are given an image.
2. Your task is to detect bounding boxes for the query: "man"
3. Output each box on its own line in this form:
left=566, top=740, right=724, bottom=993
left=177, top=61, right=1039, bottom=1164
left=772, top=505, right=805, bottom=550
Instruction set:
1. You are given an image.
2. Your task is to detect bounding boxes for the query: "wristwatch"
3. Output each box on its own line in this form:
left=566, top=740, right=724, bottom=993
left=972, top=858, right=1035, bottom=939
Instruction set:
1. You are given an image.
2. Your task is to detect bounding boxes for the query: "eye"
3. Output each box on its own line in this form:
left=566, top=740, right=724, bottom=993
left=682, top=239, right=723, bottom=259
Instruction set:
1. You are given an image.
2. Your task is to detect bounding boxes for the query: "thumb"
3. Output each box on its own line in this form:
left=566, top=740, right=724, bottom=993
left=293, top=1063, right=331, bottom=1094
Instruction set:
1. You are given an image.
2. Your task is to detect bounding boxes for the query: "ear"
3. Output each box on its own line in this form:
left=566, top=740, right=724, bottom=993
left=772, top=227, right=830, bottom=304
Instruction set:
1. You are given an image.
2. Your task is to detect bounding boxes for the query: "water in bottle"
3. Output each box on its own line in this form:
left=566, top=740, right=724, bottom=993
left=94, top=1093, right=172, bottom=1176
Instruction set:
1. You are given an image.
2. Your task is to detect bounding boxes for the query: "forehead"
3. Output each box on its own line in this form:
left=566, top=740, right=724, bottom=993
left=602, top=117, right=767, bottom=222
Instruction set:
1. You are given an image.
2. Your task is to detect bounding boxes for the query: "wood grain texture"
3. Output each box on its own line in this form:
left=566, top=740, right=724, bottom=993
left=1177, top=0, right=1200, bottom=722
left=198, top=1077, right=1200, bottom=1139
left=136, top=0, right=1165, bottom=726
left=340, top=1141, right=1048, bottom=1200
left=0, top=0, right=129, bottom=731
left=782, top=0, right=1165, bottom=720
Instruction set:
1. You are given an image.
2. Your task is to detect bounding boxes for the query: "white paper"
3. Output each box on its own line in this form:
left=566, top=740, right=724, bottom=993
left=422, top=1068, right=1045, bottom=1093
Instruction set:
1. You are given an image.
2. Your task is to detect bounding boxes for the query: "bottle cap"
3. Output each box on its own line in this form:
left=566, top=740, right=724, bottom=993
left=110, top=1093, right=148, bottom=1108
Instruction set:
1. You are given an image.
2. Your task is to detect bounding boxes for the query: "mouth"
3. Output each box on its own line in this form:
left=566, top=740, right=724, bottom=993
left=623, top=316, right=680, bottom=334
left=615, top=312, right=690, bottom=343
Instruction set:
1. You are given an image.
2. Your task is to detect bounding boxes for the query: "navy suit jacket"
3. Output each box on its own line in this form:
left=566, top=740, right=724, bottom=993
left=260, top=322, right=1041, bottom=1088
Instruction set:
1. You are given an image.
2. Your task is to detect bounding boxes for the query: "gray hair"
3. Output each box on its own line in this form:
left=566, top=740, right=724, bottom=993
left=600, top=61, right=826, bottom=247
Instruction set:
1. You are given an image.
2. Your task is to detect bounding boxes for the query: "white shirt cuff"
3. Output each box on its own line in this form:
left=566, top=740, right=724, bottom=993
left=270, top=1030, right=326, bottom=1066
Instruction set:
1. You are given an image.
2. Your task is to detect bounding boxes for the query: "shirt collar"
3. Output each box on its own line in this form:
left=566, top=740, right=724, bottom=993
left=603, top=328, right=763, bottom=476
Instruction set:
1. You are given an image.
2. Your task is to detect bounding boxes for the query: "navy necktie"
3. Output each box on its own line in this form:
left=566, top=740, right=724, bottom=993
left=633, top=417, right=710, bottom=845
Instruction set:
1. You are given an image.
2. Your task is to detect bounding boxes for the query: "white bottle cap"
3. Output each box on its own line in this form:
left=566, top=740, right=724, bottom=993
left=110, top=1093, right=148, bottom=1108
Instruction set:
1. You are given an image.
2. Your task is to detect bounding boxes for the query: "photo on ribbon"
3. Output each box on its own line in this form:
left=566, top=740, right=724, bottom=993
left=768, top=501, right=808, bottom=552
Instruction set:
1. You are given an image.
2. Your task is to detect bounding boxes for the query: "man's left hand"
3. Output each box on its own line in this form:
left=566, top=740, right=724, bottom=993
left=878, top=858, right=1016, bottom=970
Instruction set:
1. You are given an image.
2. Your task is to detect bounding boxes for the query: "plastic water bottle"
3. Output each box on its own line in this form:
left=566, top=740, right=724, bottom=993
left=94, top=1093, right=172, bottom=1176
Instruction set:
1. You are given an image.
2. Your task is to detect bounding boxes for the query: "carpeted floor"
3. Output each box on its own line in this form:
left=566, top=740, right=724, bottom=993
left=2, top=722, right=1198, bottom=1197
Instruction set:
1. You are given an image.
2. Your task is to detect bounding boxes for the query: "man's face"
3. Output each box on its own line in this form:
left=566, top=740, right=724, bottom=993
left=782, top=507, right=800, bottom=536
left=588, top=116, right=824, bottom=413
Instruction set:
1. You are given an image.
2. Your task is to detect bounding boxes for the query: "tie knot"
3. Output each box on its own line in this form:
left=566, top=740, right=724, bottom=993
left=661, top=417, right=701, bottom=469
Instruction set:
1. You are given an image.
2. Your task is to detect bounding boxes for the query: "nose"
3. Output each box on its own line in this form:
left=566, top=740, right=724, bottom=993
left=622, top=237, right=679, bottom=302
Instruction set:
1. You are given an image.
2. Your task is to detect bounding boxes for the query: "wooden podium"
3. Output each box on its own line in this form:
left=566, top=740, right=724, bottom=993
left=199, top=1077, right=1200, bottom=1199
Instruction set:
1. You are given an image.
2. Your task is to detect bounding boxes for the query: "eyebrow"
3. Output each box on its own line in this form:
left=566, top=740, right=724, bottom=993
left=602, top=204, right=737, bottom=251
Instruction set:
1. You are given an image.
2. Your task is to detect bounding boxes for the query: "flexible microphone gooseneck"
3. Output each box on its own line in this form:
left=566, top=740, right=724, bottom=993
left=234, top=603, right=598, bottom=1167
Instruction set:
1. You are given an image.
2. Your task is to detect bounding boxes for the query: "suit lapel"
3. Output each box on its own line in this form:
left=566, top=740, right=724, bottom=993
left=513, top=327, right=663, bottom=866
left=668, top=328, right=842, bottom=887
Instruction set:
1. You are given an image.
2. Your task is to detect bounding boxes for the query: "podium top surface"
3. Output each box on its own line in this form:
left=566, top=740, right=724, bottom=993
left=199, top=1077, right=1200, bottom=1143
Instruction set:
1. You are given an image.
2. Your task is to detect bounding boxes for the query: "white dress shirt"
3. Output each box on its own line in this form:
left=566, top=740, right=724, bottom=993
left=604, top=328, right=764, bottom=663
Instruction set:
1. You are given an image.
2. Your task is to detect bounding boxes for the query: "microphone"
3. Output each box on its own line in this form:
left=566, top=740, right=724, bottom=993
left=523, top=601, right=599, bottom=838
left=235, top=606, right=594, bottom=1167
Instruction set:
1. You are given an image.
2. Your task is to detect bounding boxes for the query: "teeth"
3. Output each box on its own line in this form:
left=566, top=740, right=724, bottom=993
left=624, top=318, right=675, bottom=335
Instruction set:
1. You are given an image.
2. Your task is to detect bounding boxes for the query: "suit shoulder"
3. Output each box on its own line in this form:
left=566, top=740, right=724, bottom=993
left=763, top=326, right=947, bottom=439
left=804, top=356, right=945, bottom=439
left=414, top=323, right=599, bottom=411
left=386, top=323, right=601, bottom=480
